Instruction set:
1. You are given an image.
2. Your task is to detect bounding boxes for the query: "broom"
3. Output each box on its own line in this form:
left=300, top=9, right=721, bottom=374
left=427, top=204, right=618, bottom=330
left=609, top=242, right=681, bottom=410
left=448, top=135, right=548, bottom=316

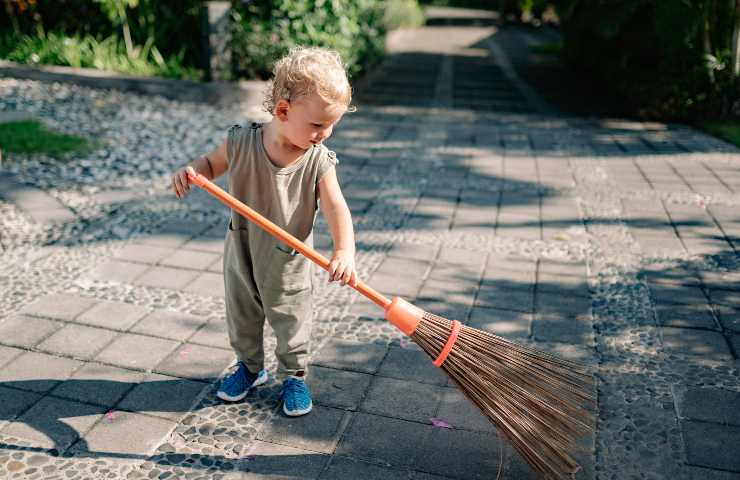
left=186, top=170, right=595, bottom=480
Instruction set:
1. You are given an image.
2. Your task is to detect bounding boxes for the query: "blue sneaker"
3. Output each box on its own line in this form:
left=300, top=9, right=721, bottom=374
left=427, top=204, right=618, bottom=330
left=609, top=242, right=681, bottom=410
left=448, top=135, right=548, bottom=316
left=217, top=362, right=268, bottom=402
left=281, top=376, right=313, bottom=416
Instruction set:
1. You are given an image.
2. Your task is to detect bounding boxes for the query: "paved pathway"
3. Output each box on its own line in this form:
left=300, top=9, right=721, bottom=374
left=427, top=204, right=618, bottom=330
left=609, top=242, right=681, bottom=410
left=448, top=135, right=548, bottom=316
left=1, top=8, right=739, bottom=480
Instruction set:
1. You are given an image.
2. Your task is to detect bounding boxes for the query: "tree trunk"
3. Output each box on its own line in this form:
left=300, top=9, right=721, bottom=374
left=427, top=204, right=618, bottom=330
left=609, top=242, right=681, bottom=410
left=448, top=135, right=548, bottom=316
left=732, top=0, right=740, bottom=77
left=2, top=0, right=20, bottom=35
left=704, top=11, right=715, bottom=84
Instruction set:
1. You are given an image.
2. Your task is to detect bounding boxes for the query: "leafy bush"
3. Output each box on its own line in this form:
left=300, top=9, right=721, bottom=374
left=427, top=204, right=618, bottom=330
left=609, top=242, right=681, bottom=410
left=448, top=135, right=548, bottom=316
left=230, top=0, right=388, bottom=80
left=553, top=0, right=739, bottom=121
left=383, top=0, right=426, bottom=31
left=0, top=30, right=201, bottom=80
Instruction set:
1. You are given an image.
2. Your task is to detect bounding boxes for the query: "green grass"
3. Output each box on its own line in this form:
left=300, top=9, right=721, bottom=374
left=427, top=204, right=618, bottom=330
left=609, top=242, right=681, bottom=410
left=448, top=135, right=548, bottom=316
left=531, top=42, right=562, bottom=55
left=0, top=120, right=88, bottom=157
left=702, top=121, right=740, bottom=148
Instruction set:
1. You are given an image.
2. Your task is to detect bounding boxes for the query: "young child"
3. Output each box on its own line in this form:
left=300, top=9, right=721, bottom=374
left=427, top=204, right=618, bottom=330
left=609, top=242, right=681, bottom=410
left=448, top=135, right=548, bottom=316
left=171, top=46, right=357, bottom=417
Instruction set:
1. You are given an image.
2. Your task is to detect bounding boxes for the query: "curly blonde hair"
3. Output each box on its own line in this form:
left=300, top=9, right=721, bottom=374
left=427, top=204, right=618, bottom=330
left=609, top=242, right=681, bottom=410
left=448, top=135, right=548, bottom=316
left=263, top=46, right=355, bottom=114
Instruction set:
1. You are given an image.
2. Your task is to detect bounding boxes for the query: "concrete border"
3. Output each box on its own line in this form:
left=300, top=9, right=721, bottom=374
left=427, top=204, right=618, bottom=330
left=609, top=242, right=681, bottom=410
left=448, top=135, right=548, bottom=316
left=0, top=60, right=267, bottom=110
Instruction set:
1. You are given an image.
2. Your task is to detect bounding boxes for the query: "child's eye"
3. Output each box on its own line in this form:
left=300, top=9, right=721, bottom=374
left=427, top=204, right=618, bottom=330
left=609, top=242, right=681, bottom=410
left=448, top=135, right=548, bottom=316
left=312, top=123, right=323, bottom=127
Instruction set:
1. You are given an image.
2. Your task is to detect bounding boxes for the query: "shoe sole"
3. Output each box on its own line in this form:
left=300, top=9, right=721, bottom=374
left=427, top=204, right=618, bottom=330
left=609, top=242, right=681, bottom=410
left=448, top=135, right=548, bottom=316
left=283, top=401, right=313, bottom=417
left=216, top=372, right=268, bottom=402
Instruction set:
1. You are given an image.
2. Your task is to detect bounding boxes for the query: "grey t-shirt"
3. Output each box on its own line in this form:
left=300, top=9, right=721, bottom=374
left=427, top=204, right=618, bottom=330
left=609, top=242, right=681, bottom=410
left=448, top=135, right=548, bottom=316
left=226, top=122, right=338, bottom=268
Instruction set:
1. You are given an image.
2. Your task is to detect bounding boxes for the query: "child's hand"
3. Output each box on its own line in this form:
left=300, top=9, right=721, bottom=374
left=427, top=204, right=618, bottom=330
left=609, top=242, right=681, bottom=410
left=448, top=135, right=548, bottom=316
left=172, top=166, right=196, bottom=199
left=328, top=249, right=357, bottom=287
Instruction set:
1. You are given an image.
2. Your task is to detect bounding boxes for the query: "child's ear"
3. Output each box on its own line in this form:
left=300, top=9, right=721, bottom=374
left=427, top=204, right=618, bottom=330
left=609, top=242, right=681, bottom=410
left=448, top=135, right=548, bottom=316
left=274, top=99, right=290, bottom=122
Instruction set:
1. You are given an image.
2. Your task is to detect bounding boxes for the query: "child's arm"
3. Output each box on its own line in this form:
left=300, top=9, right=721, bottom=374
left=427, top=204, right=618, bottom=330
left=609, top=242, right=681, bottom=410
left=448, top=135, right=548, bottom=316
left=172, top=139, right=229, bottom=199
left=318, top=167, right=357, bottom=287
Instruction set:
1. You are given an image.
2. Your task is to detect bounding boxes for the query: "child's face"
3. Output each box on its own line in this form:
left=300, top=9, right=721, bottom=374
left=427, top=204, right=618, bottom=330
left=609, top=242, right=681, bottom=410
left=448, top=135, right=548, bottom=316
left=279, top=92, right=346, bottom=150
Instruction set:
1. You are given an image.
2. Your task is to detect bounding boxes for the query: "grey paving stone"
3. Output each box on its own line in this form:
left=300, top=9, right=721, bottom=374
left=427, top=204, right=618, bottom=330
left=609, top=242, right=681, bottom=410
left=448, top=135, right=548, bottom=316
left=387, top=241, right=439, bottom=262
left=367, top=271, right=422, bottom=298
left=674, top=387, right=740, bottom=426
left=114, top=244, right=175, bottom=264
left=0, top=386, right=43, bottom=424
left=94, top=333, right=180, bottom=371
left=50, top=362, right=145, bottom=408
left=76, top=300, right=151, bottom=331
left=159, top=249, right=221, bottom=270
left=536, top=292, right=592, bottom=316
left=650, top=284, right=709, bottom=306
left=207, top=256, right=224, bottom=273
left=256, top=405, right=350, bottom=454
left=682, top=420, right=740, bottom=471
left=320, top=456, right=410, bottom=480
left=310, top=339, right=388, bottom=374
left=117, top=373, right=209, bottom=421
left=361, top=376, right=443, bottom=423
left=375, top=256, right=431, bottom=279
left=483, top=257, right=537, bottom=285
left=0, top=314, right=61, bottom=348
left=0, top=345, right=24, bottom=368
left=85, top=260, right=150, bottom=283
left=130, top=309, right=207, bottom=341
left=20, top=294, right=97, bottom=321
left=654, top=304, right=718, bottom=330
left=188, top=318, right=231, bottom=350
left=241, top=440, right=329, bottom=479
left=26, top=207, right=76, bottom=224
left=660, top=327, right=733, bottom=362
left=335, top=413, right=430, bottom=467
left=413, top=426, right=502, bottom=479
left=181, top=235, right=224, bottom=253
left=536, top=279, right=591, bottom=299
left=476, top=285, right=534, bottom=313
left=377, top=345, right=448, bottom=386
left=437, top=246, right=483, bottom=266
left=183, top=271, right=225, bottom=297
left=436, top=387, right=496, bottom=433
left=0, top=351, right=83, bottom=393
left=72, top=410, right=176, bottom=456
left=417, top=280, right=477, bottom=310
left=307, top=366, right=373, bottom=411
left=468, top=307, right=532, bottom=339
left=413, top=297, right=471, bottom=325
left=532, top=309, right=593, bottom=345
left=37, top=323, right=119, bottom=360
left=154, top=343, right=234, bottom=381
left=132, top=266, right=200, bottom=290
left=135, top=232, right=192, bottom=248
left=1, top=396, right=104, bottom=451
left=707, top=288, right=740, bottom=308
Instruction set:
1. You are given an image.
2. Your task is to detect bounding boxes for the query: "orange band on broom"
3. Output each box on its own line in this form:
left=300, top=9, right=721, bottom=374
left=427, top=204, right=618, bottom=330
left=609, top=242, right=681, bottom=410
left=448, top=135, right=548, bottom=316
left=187, top=170, right=595, bottom=480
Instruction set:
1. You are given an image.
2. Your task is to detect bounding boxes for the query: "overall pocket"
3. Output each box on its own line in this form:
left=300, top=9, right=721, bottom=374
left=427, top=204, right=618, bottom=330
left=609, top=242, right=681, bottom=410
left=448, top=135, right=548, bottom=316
left=262, top=243, right=312, bottom=292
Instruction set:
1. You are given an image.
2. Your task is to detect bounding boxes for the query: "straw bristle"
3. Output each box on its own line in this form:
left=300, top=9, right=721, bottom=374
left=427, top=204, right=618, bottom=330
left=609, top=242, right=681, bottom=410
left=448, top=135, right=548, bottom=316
left=411, top=311, right=595, bottom=480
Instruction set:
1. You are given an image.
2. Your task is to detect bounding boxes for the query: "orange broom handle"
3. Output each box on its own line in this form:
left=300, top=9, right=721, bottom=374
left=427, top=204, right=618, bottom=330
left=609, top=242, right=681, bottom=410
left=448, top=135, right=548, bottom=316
left=187, top=170, right=392, bottom=310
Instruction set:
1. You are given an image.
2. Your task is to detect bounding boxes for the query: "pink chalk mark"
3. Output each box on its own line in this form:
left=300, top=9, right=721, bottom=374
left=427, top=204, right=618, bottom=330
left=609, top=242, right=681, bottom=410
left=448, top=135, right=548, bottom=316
left=430, top=417, right=452, bottom=429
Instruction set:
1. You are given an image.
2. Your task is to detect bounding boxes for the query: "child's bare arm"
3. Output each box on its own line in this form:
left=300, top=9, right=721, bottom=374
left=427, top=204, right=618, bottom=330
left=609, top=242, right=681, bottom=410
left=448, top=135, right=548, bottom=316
left=318, top=167, right=357, bottom=286
left=172, top=139, right=229, bottom=199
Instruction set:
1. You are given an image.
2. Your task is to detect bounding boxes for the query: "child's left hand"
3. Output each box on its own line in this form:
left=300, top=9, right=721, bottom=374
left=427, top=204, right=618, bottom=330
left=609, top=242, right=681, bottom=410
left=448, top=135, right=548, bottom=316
left=328, top=249, right=357, bottom=287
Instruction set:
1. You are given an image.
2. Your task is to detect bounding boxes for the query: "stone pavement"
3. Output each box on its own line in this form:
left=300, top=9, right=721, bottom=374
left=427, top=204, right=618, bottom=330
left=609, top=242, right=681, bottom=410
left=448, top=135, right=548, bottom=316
left=1, top=7, right=739, bottom=480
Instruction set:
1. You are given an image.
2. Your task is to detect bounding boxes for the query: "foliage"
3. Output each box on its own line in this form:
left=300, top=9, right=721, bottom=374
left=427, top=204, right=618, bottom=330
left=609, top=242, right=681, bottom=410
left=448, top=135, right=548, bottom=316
left=552, top=0, right=739, bottom=120
left=383, top=0, right=426, bottom=31
left=0, top=120, right=88, bottom=156
left=531, top=42, right=561, bottom=55
left=0, top=30, right=201, bottom=79
left=230, top=0, right=389, bottom=81
left=702, top=121, right=740, bottom=148
left=0, top=0, right=204, bottom=77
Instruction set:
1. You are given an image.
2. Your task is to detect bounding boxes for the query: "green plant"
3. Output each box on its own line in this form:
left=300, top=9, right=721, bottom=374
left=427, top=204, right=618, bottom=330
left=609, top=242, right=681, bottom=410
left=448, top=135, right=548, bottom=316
left=230, top=0, right=386, bottom=81
left=702, top=121, right=740, bottom=147
left=531, top=42, right=561, bottom=55
left=0, top=30, right=201, bottom=79
left=383, top=0, right=425, bottom=31
left=0, top=120, right=88, bottom=157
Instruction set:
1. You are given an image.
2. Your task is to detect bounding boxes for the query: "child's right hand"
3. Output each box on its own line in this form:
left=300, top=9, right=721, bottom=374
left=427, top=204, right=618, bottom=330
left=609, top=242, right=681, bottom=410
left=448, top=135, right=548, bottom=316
left=172, top=166, right=196, bottom=199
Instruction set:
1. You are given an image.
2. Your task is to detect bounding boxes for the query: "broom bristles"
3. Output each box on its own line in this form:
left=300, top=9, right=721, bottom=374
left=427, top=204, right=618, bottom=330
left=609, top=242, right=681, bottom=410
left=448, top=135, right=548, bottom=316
left=412, top=311, right=595, bottom=480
